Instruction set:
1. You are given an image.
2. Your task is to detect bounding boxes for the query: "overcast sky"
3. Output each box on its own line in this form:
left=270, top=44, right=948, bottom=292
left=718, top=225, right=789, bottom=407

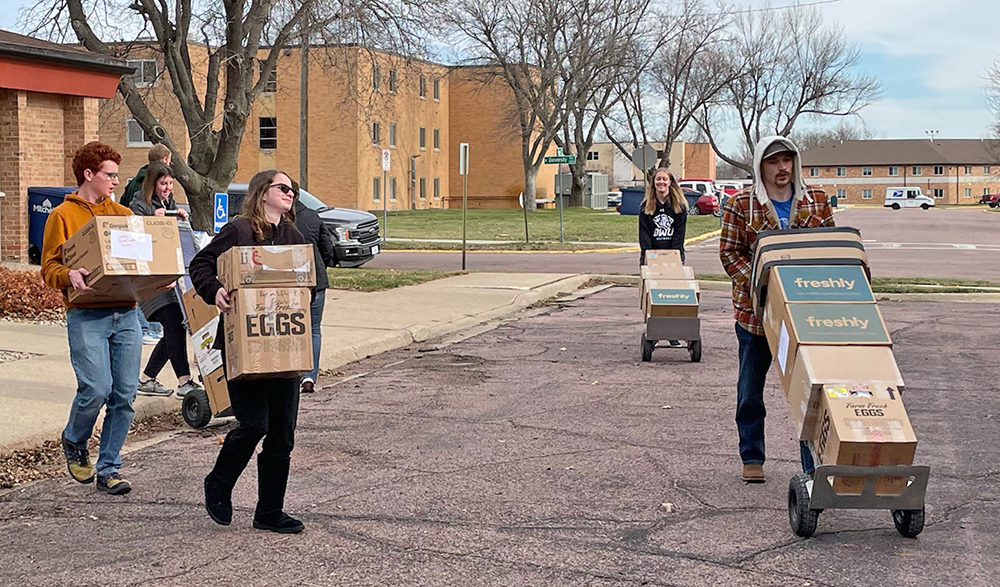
left=2, top=0, right=998, bottom=143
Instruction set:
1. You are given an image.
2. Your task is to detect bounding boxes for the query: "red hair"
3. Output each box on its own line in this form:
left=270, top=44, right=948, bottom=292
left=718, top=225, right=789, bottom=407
left=71, top=141, right=122, bottom=186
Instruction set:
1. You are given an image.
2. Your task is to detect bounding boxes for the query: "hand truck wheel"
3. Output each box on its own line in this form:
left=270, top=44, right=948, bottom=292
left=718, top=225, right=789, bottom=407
left=788, top=474, right=820, bottom=538
left=182, top=388, right=212, bottom=429
left=688, top=340, right=702, bottom=363
left=892, top=508, right=925, bottom=538
left=641, top=333, right=654, bottom=362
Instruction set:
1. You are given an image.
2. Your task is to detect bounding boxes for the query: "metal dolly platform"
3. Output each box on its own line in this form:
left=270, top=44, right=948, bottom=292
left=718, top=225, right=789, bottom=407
left=641, top=316, right=701, bottom=363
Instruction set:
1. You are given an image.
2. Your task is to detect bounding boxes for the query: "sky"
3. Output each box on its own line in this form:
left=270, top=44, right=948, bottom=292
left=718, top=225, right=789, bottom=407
left=2, top=0, right=999, bottom=144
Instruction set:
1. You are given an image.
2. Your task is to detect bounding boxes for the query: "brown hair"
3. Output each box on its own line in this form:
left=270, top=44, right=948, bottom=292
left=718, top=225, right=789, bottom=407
left=141, top=162, right=174, bottom=205
left=71, top=141, right=122, bottom=186
left=244, top=169, right=297, bottom=242
left=642, top=168, right=687, bottom=215
left=148, top=143, right=171, bottom=164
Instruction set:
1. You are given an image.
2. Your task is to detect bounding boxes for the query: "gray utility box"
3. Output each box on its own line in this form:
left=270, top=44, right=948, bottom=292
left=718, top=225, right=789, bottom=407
left=554, top=172, right=609, bottom=209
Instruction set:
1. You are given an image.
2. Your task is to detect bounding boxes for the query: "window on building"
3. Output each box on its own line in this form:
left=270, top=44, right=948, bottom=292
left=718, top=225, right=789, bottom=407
left=933, top=188, right=944, bottom=198
left=836, top=167, right=846, bottom=177
left=809, top=167, right=819, bottom=177
left=933, top=165, right=944, bottom=175
left=587, top=151, right=600, bottom=161
left=984, top=188, right=990, bottom=196
left=965, top=188, right=972, bottom=198
left=837, top=189, right=847, bottom=200
left=126, top=119, right=153, bottom=146
left=433, top=78, right=440, bottom=101
left=371, top=121, right=381, bottom=145
left=888, top=166, right=898, bottom=176
left=419, top=127, right=426, bottom=149
left=258, top=61, right=277, bottom=92
left=985, top=165, right=992, bottom=174
left=389, top=70, right=397, bottom=93
left=419, top=75, right=426, bottom=98
left=372, top=64, right=381, bottom=92
left=965, top=165, right=972, bottom=174
left=259, top=117, right=277, bottom=149
left=433, top=177, right=440, bottom=199
left=862, top=166, right=872, bottom=176
left=389, top=176, right=397, bottom=201
left=128, top=59, right=159, bottom=87
left=433, top=128, right=440, bottom=150
left=373, top=176, right=381, bottom=201
left=389, top=123, right=397, bottom=148
left=912, top=166, right=922, bottom=175
left=419, top=177, right=427, bottom=200
left=862, top=189, right=873, bottom=199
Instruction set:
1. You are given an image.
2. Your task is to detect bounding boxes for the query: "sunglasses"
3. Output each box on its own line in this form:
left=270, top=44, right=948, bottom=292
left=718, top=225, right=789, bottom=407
left=270, top=183, right=295, bottom=195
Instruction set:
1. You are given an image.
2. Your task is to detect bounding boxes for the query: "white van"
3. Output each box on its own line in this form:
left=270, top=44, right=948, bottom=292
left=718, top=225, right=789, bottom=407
left=884, top=187, right=935, bottom=210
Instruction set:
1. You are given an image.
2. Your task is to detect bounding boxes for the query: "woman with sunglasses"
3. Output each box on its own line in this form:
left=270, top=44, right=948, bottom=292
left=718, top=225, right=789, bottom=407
left=189, top=169, right=308, bottom=534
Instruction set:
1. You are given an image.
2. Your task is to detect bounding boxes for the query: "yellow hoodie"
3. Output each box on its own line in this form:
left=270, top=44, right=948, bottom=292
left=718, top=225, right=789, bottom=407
left=41, top=192, right=136, bottom=309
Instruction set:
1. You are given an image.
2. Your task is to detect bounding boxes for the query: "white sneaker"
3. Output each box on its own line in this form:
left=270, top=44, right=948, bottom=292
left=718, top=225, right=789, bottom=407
left=176, top=380, right=203, bottom=398
left=142, top=334, right=159, bottom=345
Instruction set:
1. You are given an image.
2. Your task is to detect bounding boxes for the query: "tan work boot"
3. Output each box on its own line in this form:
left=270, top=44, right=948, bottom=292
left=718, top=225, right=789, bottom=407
left=741, top=463, right=765, bottom=483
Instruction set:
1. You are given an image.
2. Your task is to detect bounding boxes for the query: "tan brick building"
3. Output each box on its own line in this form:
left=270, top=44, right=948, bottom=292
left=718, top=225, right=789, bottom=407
left=800, top=139, right=1000, bottom=205
left=583, top=141, right=716, bottom=189
left=0, top=30, right=130, bottom=262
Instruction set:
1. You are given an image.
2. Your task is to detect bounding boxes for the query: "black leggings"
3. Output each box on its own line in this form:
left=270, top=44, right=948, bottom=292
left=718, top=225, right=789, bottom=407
left=144, top=302, right=191, bottom=380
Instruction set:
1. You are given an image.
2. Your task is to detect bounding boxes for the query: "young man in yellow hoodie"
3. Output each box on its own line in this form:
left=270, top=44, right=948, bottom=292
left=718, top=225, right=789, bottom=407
left=41, top=142, right=142, bottom=495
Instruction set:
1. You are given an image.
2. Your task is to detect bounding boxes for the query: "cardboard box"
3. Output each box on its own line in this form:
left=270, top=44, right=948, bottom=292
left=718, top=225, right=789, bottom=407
left=180, top=287, right=231, bottom=415
left=644, top=250, right=683, bottom=266
left=641, top=278, right=700, bottom=312
left=218, top=245, right=316, bottom=292
left=224, top=287, right=313, bottom=381
left=201, top=367, right=231, bottom=415
left=812, top=387, right=917, bottom=495
left=640, top=264, right=695, bottom=280
left=785, top=345, right=905, bottom=439
left=61, top=215, right=185, bottom=304
left=752, top=248, right=870, bottom=316
left=768, top=265, right=874, bottom=304
left=645, top=288, right=699, bottom=318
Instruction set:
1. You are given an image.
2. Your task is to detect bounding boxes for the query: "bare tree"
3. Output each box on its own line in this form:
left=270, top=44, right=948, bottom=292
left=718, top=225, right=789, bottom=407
left=600, top=0, right=734, bottom=178
left=22, top=0, right=435, bottom=230
left=792, top=121, right=877, bottom=151
left=698, top=3, right=882, bottom=175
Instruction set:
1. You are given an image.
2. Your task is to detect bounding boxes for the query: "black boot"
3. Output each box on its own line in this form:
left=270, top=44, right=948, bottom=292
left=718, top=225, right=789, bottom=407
left=204, top=474, right=232, bottom=526
left=203, top=434, right=255, bottom=526
left=252, top=454, right=304, bottom=534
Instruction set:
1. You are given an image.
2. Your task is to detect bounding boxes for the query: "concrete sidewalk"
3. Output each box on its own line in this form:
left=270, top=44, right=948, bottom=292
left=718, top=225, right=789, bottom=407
left=0, top=272, right=589, bottom=455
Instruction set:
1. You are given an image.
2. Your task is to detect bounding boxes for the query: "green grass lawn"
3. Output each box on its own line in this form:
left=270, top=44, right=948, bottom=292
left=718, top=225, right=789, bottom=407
left=327, top=268, right=463, bottom=292
left=375, top=208, right=720, bottom=247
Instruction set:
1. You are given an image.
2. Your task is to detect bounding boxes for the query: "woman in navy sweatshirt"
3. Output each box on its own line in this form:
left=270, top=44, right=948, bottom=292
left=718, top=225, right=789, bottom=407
left=638, top=168, right=688, bottom=267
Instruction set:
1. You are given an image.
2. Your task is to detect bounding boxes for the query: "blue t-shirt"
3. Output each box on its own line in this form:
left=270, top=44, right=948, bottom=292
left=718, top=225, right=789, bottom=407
left=772, top=196, right=793, bottom=229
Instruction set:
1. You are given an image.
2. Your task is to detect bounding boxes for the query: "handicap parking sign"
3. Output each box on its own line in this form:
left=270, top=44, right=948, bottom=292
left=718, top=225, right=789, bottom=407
left=213, top=192, right=228, bottom=232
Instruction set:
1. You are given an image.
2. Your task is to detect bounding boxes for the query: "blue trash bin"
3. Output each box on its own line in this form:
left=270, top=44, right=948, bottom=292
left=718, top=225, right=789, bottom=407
left=27, top=187, right=75, bottom=264
left=619, top=187, right=645, bottom=215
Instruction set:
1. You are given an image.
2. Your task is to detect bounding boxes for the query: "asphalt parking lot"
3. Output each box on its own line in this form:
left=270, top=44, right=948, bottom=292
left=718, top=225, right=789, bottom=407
left=1, top=286, right=998, bottom=586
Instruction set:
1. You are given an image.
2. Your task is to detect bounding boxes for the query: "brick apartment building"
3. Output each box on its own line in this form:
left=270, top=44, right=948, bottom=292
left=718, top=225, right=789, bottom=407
left=100, top=44, right=562, bottom=212
left=0, top=30, right=130, bottom=263
left=800, top=139, right=1000, bottom=205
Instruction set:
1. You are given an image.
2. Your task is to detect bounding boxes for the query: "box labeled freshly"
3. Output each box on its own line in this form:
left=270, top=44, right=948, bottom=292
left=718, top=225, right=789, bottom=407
left=218, top=245, right=316, bottom=291
left=770, top=265, right=874, bottom=304
left=224, top=287, right=313, bottom=381
left=644, top=250, right=682, bottom=266
left=812, top=389, right=917, bottom=495
left=61, top=215, right=185, bottom=304
left=641, top=278, right=700, bottom=311
left=646, top=288, right=699, bottom=318
left=785, top=345, right=905, bottom=439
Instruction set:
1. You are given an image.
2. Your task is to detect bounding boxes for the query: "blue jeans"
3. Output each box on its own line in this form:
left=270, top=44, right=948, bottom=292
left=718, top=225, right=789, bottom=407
left=64, top=307, right=142, bottom=477
left=735, top=323, right=816, bottom=473
left=302, top=289, right=325, bottom=385
left=137, top=311, right=161, bottom=336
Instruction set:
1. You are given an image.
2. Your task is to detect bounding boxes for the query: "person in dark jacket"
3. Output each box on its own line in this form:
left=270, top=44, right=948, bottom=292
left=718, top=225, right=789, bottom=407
left=189, top=169, right=308, bottom=534
left=130, top=163, right=201, bottom=398
left=639, top=167, right=688, bottom=266
left=120, top=143, right=171, bottom=208
left=293, top=186, right=338, bottom=394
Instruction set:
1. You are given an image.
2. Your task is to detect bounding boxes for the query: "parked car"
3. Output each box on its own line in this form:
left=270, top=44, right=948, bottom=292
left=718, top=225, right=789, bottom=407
left=980, top=192, right=1000, bottom=207
left=715, top=181, right=744, bottom=197
left=683, top=188, right=719, bottom=216
left=606, top=190, right=622, bottom=207
left=227, top=183, right=381, bottom=268
left=883, top=186, right=934, bottom=210
left=679, top=178, right=718, bottom=198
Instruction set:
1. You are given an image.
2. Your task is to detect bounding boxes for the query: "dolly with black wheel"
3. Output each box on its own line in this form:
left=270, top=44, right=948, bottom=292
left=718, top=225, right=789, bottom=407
left=787, top=444, right=930, bottom=538
left=641, top=316, right=701, bottom=363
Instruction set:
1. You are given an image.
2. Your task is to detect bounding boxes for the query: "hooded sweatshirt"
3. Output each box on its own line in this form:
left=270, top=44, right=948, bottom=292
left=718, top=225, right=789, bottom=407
left=41, top=192, right=137, bottom=309
left=718, top=135, right=834, bottom=335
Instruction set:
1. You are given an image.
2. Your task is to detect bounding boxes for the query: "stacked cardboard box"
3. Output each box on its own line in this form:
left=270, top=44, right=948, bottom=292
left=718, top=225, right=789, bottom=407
left=640, top=250, right=699, bottom=319
left=61, top=216, right=186, bottom=304
left=752, top=229, right=917, bottom=495
left=180, top=287, right=230, bottom=414
left=218, top=245, right=315, bottom=381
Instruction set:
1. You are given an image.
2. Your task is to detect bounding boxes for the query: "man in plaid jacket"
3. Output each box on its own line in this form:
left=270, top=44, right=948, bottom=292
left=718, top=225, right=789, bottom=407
left=719, top=135, right=834, bottom=483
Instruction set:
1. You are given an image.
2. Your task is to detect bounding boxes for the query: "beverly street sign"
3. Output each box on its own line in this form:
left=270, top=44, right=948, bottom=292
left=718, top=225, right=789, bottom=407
left=544, top=155, right=576, bottom=164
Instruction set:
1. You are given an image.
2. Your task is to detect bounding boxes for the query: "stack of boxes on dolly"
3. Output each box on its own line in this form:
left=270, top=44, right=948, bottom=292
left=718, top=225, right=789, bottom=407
left=639, top=250, right=702, bottom=362
left=752, top=227, right=917, bottom=494
left=178, top=244, right=316, bottom=423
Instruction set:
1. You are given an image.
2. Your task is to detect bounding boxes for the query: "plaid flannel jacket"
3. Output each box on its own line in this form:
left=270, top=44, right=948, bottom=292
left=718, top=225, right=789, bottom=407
left=719, top=187, right=834, bottom=335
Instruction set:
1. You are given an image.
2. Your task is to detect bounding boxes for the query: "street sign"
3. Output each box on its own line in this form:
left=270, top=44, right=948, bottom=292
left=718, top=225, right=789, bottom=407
left=544, top=155, right=576, bottom=164
left=631, top=144, right=658, bottom=171
left=459, top=143, right=470, bottom=175
left=381, top=149, right=391, bottom=172
left=213, top=192, right=228, bottom=233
